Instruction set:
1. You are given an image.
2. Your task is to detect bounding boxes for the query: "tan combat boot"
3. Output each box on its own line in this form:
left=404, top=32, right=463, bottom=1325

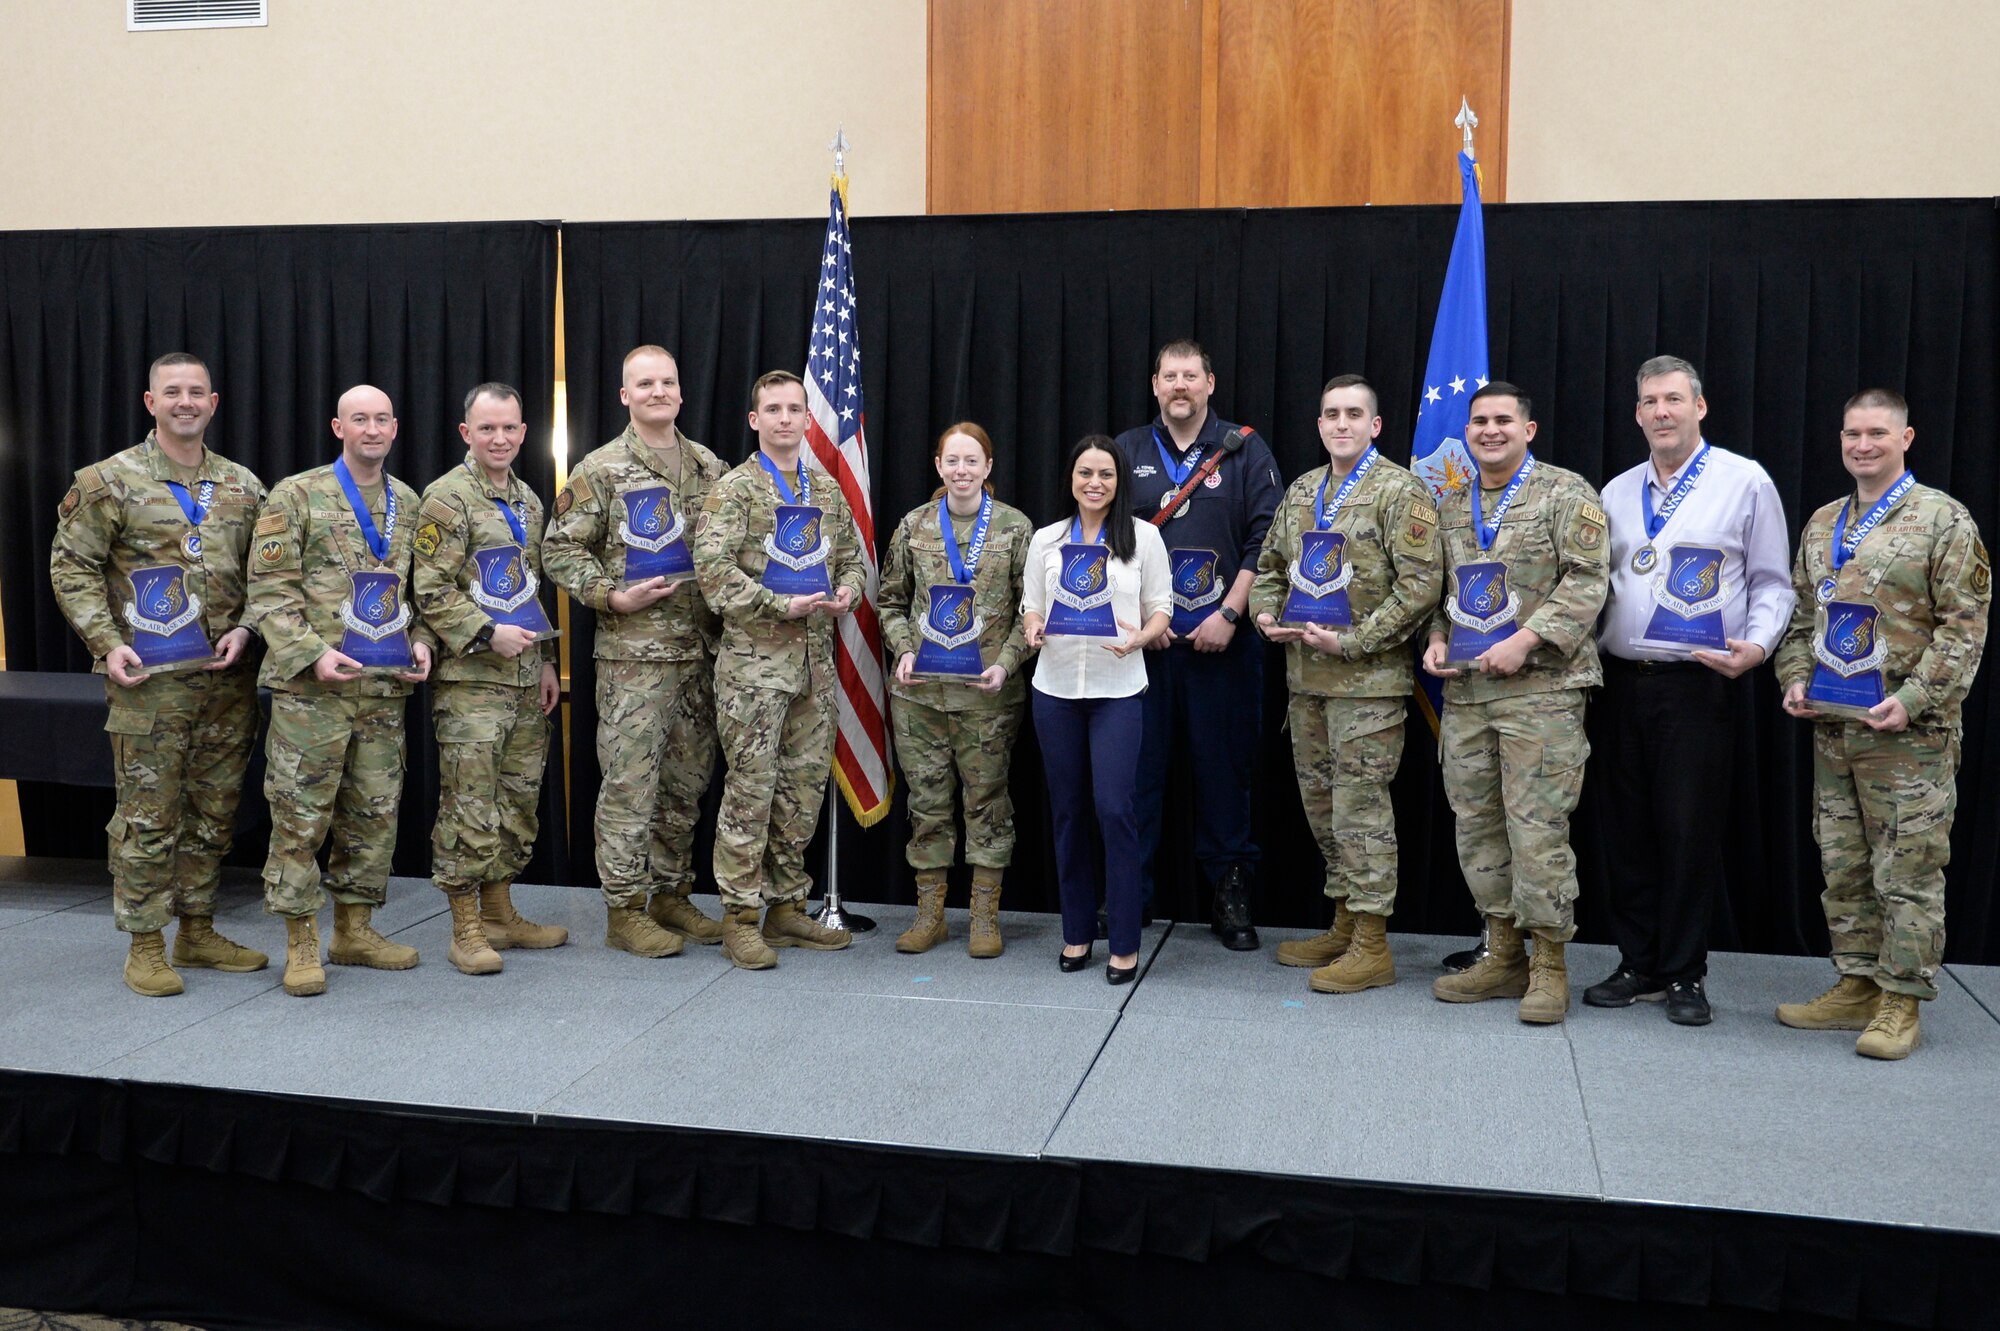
left=1518, top=931, right=1569, bottom=1024
left=173, top=915, right=269, bottom=972
left=646, top=889, right=725, bottom=945
left=1309, top=911, right=1395, bottom=993
left=896, top=872, right=949, bottom=953
left=605, top=903, right=684, bottom=958
left=480, top=881, right=568, bottom=949
left=762, top=900, right=852, bottom=951
left=722, top=905, right=777, bottom=970
left=967, top=867, right=1005, bottom=959
left=1776, top=975, right=1882, bottom=1030
left=282, top=915, right=326, bottom=997
left=123, top=930, right=184, bottom=998
left=1856, top=992, right=1921, bottom=1060
left=1432, top=916, right=1529, bottom=1002
left=446, top=891, right=503, bottom=976
left=328, top=902, right=420, bottom=970
left=1277, top=899, right=1355, bottom=968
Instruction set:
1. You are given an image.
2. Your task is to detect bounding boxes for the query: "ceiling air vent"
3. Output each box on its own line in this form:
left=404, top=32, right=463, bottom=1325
left=128, top=0, right=267, bottom=31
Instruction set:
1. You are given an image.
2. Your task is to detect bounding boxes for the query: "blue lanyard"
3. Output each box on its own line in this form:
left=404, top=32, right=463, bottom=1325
left=758, top=452, right=811, bottom=505
left=333, top=457, right=395, bottom=563
left=165, top=478, right=214, bottom=528
left=1832, top=471, right=1916, bottom=571
left=1152, top=426, right=1203, bottom=488
left=939, top=492, right=993, bottom=585
left=467, top=459, right=528, bottom=545
left=1068, top=515, right=1107, bottom=545
left=1470, top=454, right=1536, bottom=552
left=1641, top=442, right=1711, bottom=539
left=1314, top=447, right=1377, bottom=531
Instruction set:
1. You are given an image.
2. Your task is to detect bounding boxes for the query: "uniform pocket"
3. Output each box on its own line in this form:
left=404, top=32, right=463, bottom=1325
left=435, top=715, right=503, bottom=745
left=103, top=709, right=155, bottom=736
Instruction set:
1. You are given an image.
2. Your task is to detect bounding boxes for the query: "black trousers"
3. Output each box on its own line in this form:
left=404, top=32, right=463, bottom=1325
left=1591, top=658, right=1746, bottom=984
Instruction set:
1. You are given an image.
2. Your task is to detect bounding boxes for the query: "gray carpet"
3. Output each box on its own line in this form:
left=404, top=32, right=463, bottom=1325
left=5, top=856, right=1997, bottom=1233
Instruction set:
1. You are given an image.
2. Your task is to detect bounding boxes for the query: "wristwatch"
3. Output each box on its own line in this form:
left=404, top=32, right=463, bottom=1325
left=1219, top=606, right=1241, bottom=625
left=471, top=623, right=496, bottom=650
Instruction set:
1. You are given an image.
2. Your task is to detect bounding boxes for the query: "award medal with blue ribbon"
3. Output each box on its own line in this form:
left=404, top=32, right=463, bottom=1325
left=1284, top=449, right=1375, bottom=626
left=1807, top=599, right=1889, bottom=715
left=617, top=485, right=694, bottom=580
left=758, top=455, right=832, bottom=596
left=1638, top=544, right=1730, bottom=650
left=914, top=495, right=991, bottom=678
left=166, top=477, right=214, bottom=562
left=123, top=563, right=216, bottom=671
left=1444, top=456, right=1533, bottom=664
left=1045, top=517, right=1117, bottom=637
left=1153, top=427, right=1200, bottom=520
left=1631, top=442, right=1709, bottom=575
left=333, top=458, right=414, bottom=670
left=1818, top=471, right=1915, bottom=606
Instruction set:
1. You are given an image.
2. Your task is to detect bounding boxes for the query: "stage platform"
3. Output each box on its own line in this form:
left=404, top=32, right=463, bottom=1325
left=2, top=855, right=1997, bottom=1331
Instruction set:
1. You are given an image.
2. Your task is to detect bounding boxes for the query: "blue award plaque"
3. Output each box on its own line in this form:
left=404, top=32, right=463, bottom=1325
left=1168, top=547, right=1223, bottom=636
left=913, top=584, right=985, bottom=678
left=618, top=485, right=693, bottom=582
left=1806, top=599, right=1888, bottom=717
left=123, top=564, right=215, bottom=673
left=1283, top=531, right=1354, bottom=626
left=1443, top=561, right=1520, bottom=667
left=338, top=570, right=416, bottom=671
left=1044, top=542, right=1117, bottom=637
left=1637, top=544, right=1729, bottom=652
left=469, top=545, right=558, bottom=639
left=761, top=504, right=833, bottom=597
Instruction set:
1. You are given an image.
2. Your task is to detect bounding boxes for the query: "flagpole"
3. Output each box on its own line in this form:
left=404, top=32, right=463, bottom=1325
left=811, top=122, right=876, bottom=935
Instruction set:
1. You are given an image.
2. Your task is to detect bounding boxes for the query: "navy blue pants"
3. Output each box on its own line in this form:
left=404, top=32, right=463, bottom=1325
left=1033, top=689, right=1145, bottom=956
left=1135, top=632, right=1263, bottom=908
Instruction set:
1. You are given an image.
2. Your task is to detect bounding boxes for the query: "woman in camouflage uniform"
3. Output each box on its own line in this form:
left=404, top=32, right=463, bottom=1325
left=878, top=423, right=1035, bottom=957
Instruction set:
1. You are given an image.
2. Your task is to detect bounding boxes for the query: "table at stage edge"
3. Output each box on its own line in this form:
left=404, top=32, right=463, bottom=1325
left=0, top=671, right=118, bottom=786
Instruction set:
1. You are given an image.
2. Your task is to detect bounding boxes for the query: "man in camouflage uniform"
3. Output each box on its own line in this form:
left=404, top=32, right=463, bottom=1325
left=412, top=383, right=566, bottom=976
left=49, top=352, right=270, bottom=996
left=1774, top=388, right=1990, bottom=1060
left=543, top=346, right=730, bottom=958
left=691, top=371, right=867, bottom=969
left=1250, top=376, right=1441, bottom=993
left=245, top=384, right=436, bottom=997
left=1422, top=382, right=1609, bottom=1024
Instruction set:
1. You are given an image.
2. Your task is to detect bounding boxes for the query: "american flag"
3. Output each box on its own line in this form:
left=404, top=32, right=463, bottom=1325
left=804, top=178, right=893, bottom=825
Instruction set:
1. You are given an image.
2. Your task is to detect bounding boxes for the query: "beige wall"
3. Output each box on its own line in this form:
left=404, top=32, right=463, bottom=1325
left=0, top=0, right=927, bottom=229
left=1508, top=0, right=2000, bottom=201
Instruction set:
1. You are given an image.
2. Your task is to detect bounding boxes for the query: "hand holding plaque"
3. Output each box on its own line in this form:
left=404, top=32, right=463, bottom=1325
left=122, top=564, right=217, bottom=674
left=1044, top=542, right=1117, bottom=637
left=913, top=583, right=985, bottom=679
left=1442, top=561, right=1520, bottom=668
left=1805, top=599, right=1888, bottom=718
left=618, top=485, right=693, bottom=582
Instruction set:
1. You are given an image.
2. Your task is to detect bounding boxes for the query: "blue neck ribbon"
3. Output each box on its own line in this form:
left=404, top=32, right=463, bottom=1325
left=939, top=492, right=993, bottom=584
left=1470, top=454, right=1537, bottom=552
left=1315, top=447, right=1378, bottom=531
left=333, top=457, right=395, bottom=563
left=1832, top=470, right=1916, bottom=571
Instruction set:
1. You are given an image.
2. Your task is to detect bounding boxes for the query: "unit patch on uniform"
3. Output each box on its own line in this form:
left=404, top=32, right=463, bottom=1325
left=256, top=537, right=286, bottom=566
left=554, top=473, right=593, bottom=520
left=413, top=522, right=443, bottom=558
left=554, top=488, right=575, bottom=519
left=1401, top=499, right=1438, bottom=554
left=1973, top=540, right=1992, bottom=597
left=1569, top=501, right=1607, bottom=556
left=255, top=511, right=288, bottom=536
left=57, top=486, right=81, bottom=520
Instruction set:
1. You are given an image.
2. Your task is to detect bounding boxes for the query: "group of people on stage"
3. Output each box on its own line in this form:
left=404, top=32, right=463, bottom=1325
left=51, top=341, right=1987, bottom=1061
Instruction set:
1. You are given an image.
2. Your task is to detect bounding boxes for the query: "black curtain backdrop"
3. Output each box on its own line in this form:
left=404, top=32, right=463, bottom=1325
left=0, top=222, right=564, bottom=885
left=562, top=198, right=1998, bottom=963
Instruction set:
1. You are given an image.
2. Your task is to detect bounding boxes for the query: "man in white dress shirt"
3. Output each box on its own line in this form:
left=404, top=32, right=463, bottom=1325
left=1584, top=356, right=1795, bottom=1025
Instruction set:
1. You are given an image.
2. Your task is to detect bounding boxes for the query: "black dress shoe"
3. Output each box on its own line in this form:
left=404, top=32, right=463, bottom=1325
left=1059, top=946, right=1093, bottom=973
left=1583, top=966, right=1666, bottom=1008
left=1106, top=960, right=1137, bottom=985
left=1209, top=864, right=1259, bottom=951
left=1666, top=978, right=1712, bottom=1026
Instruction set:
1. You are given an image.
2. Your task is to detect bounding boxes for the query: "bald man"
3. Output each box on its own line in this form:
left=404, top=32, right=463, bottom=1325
left=245, top=384, right=437, bottom=997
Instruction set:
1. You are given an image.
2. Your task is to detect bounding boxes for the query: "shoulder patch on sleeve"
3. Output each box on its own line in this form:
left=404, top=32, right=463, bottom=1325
left=255, top=511, right=288, bottom=535
left=255, top=536, right=289, bottom=568
left=57, top=486, right=81, bottom=520
left=561, top=472, right=595, bottom=509
left=419, top=495, right=463, bottom=528
left=414, top=522, right=444, bottom=558
left=1400, top=499, right=1438, bottom=554
left=1971, top=539, right=1991, bottom=597
left=76, top=465, right=107, bottom=495
left=1579, top=501, right=1607, bottom=528
left=1567, top=501, right=1607, bottom=559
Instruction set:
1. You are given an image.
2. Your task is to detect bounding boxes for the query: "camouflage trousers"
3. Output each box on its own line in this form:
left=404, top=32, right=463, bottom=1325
left=1439, top=688, right=1589, bottom=939
left=102, top=667, right=258, bottom=932
left=1813, top=722, right=1960, bottom=999
left=890, top=696, right=1024, bottom=872
left=593, top=658, right=717, bottom=908
left=432, top=680, right=548, bottom=894
left=1287, top=693, right=1406, bottom=916
left=712, top=679, right=834, bottom=910
left=261, top=691, right=407, bottom=917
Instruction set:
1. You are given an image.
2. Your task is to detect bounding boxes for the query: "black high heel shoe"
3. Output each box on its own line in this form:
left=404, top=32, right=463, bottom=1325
left=1059, top=946, right=1093, bottom=973
left=1106, top=960, right=1137, bottom=985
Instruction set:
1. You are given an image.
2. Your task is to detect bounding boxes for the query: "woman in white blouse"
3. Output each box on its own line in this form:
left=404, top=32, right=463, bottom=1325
left=1022, top=435, right=1172, bottom=982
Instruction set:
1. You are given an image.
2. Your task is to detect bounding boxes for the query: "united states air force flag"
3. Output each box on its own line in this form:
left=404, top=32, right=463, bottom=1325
left=1411, top=150, right=1490, bottom=727
left=1410, top=151, right=1490, bottom=507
